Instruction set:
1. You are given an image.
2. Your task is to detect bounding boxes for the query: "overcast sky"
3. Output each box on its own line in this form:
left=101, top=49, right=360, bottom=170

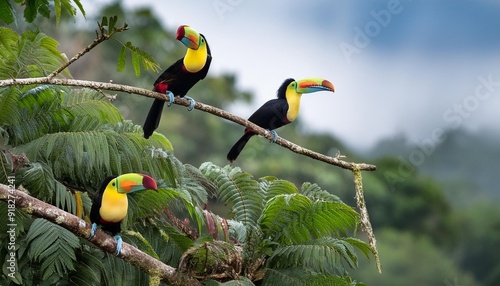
left=101, top=0, right=500, bottom=151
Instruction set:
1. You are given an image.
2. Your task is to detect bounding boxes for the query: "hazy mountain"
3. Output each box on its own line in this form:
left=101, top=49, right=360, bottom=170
left=365, top=127, right=500, bottom=204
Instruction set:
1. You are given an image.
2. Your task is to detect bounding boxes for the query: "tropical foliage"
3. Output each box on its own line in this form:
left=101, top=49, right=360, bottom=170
left=0, top=4, right=374, bottom=286
left=0, top=0, right=85, bottom=25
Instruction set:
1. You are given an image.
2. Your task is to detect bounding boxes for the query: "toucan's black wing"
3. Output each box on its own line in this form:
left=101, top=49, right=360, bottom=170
left=153, top=58, right=184, bottom=92
left=143, top=36, right=212, bottom=139
left=247, top=98, right=289, bottom=130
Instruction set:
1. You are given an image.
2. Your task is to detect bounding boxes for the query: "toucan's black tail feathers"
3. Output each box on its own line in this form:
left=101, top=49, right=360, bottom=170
left=143, top=99, right=165, bottom=139
left=227, top=132, right=254, bottom=162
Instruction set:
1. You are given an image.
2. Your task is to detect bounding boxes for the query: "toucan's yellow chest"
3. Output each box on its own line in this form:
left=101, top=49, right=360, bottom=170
left=285, top=92, right=302, bottom=122
left=183, top=45, right=208, bottom=73
left=100, top=188, right=128, bottom=223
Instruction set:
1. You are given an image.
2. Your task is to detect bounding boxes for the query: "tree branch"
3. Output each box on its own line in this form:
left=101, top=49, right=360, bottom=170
left=48, top=21, right=129, bottom=79
left=0, top=184, right=201, bottom=286
left=0, top=77, right=376, bottom=171
left=353, top=169, right=382, bottom=273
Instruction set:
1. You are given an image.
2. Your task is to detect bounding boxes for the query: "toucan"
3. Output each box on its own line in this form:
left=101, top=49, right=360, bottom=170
left=89, top=173, right=158, bottom=255
left=227, top=78, right=335, bottom=162
left=143, top=25, right=212, bottom=139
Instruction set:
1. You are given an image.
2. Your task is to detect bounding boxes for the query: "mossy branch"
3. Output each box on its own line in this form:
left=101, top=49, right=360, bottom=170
left=0, top=76, right=375, bottom=172
left=0, top=184, right=201, bottom=286
left=353, top=169, right=382, bottom=273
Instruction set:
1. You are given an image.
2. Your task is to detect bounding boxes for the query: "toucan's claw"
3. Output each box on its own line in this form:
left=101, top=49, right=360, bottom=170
left=114, top=235, right=123, bottom=256
left=269, top=130, right=278, bottom=143
left=89, top=223, right=97, bottom=239
left=184, top=96, right=195, bottom=111
left=166, top=91, right=175, bottom=107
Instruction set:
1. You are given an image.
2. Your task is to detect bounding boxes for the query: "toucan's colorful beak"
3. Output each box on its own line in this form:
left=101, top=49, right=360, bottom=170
left=295, top=78, right=335, bottom=94
left=176, top=25, right=201, bottom=50
left=116, top=173, right=158, bottom=194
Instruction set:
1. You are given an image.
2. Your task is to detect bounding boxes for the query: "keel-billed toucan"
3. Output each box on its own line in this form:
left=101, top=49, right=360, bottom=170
left=143, top=25, right=212, bottom=139
left=227, top=78, right=335, bottom=162
left=89, top=173, right=158, bottom=255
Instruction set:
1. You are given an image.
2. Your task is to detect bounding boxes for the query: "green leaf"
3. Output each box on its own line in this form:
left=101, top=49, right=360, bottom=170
left=37, top=0, right=51, bottom=19
left=17, top=162, right=57, bottom=202
left=72, top=0, right=85, bottom=18
left=26, top=219, right=79, bottom=279
left=128, top=187, right=190, bottom=220
left=62, top=89, right=124, bottom=125
left=131, top=46, right=141, bottom=77
left=261, top=179, right=298, bottom=201
left=101, top=16, right=108, bottom=26
left=201, top=163, right=264, bottom=229
left=342, top=237, right=375, bottom=261
left=23, top=0, right=37, bottom=23
left=100, top=253, right=149, bottom=286
left=259, top=194, right=359, bottom=244
left=0, top=0, right=15, bottom=24
left=53, top=0, right=61, bottom=24
left=66, top=247, right=104, bottom=286
left=108, top=15, right=116, bottom=33
left=116, top=45, right=127, bottom=72
left=0, top=30, right=66, bottom=79
left=0, top=27, right=17, bottom=60
left=0, top=88, right=22, bottom=129
left=21, top=0, right=52, bottom=23
left=262, top=268, right=361, bottom=286
left=118, top=42, right=160, bottom=77
left=60, top=0, right=77, bottom=18
left=301, top=182, right=342, bottom=203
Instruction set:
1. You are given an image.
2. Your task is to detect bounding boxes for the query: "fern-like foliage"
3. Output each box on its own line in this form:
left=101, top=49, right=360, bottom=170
left=1, top=81, right=205, bottom=282
left=97, top=16, right=160, bottom=78
left=0, top=28, right=67, bottom=79
left=266, top=237, right=366, bottom=274
left=200, top=163, right=264, bottom=229
left=0, top=1, right=15, bottom=25
left=262, top=268, right=365, bottom=286
left=117, top=41, right=160, bottom=77
left=0, top=0, right=86, bottom=25
left=198, top=165, right=372, bottom=284
left=0, top=28, right=212, bottom=285
left=62, top=246, right=103, bottom=286
left=300, top=182, right=343, bottom=203
left=26, top=219, right=80, bottom=280
left=259, top=193, right=359, bottom=244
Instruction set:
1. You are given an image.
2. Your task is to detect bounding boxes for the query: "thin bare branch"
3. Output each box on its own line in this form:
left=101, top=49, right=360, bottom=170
left=353, top=169, right=382, bottom=273
left=47, top=23, right=129, bottom=79
left=0, top=77, right=376, bottom=171
left=0, top=184, right=201, bottom=286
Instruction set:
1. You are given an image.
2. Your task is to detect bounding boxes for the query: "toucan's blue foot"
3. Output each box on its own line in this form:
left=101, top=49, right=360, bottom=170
left=184, top=96, right=195, bottom=111
left=268, top=130, right=278, bottom=143
left=166, top=91, right=175, bottom=107
left=89, top=223, right=97, bottom=239
left=114, top=235, right=123, bottom=256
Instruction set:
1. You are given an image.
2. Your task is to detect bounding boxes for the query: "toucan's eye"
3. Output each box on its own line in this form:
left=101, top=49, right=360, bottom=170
left=112, top=182, right=116, bottom=187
